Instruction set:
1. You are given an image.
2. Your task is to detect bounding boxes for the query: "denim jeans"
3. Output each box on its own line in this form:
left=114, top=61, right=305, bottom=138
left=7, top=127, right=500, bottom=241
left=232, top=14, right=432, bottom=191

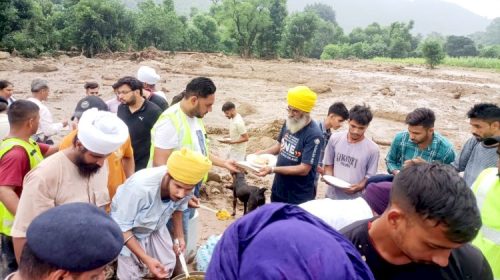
left=0, top=234, right=17, bottom=277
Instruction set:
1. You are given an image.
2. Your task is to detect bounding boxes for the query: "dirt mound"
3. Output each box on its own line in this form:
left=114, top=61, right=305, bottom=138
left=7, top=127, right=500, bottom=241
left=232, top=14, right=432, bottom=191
left=206, top=126, right=229, bottom=135
left=374, top=109, right=407, bottom=123
left=374, top=86, right=395, bottom=96
left=0, top=52, right=10, bottom=59
left=208, top=60, right=234, bottom=69
left=249, top=119, right=284, bottom=138
left=23, top=63, right=58, bottom=73
left=308, top=83, right=331, bottom=94
left=238, top=102, right=257, bottom=117
left=129, top=47, right=167, bottom=61
left=247, top=136, right=277, bottom=154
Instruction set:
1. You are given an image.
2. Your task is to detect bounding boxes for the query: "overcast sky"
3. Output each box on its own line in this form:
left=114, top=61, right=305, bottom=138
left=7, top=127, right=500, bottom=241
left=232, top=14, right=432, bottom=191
left=443, top=0, right=500, bottom=19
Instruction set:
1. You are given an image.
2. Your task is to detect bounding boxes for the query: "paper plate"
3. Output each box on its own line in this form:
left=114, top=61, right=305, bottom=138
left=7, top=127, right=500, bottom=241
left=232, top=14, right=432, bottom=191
left=322, top=175, right=351, bottom=189
left=246, top=154, right=277, bottom=168
left=236, top=161, right=261, bottom=173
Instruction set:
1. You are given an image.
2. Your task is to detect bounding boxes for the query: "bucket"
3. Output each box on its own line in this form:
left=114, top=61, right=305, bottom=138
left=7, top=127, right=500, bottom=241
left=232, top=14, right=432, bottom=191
left=186, top=209, right=199, bottom=258
left=171, top=271, right=206, bottom=280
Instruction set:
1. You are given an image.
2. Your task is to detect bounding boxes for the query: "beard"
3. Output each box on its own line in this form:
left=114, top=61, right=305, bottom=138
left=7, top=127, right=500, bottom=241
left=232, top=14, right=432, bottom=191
left=287, top=115, right=309, bottom=134
left=75, top=154, right=101, bottom=178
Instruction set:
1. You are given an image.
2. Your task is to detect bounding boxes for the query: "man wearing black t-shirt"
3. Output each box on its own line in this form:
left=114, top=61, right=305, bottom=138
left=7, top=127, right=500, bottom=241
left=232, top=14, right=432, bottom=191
left=115, top=76, right=162, bottom=171
left=341, top=163, right=493, bottom=280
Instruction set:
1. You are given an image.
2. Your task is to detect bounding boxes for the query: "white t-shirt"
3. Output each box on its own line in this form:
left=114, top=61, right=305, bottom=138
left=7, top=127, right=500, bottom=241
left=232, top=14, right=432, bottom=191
left=27, top=97, right=64, bottom=137
left=323, top=131, right=380, bottom=200
left=228, top=113, right=247, bottom=161
left=153, top=105, right=206, bottom=155
left=0, top=113, right=9, bottom=140
left=300, top=197, right=373, bottom=230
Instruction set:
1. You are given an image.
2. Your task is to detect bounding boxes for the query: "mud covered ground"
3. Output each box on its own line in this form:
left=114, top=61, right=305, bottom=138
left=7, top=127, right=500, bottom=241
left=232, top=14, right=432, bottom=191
left=1, top=49, right=499, bottom=257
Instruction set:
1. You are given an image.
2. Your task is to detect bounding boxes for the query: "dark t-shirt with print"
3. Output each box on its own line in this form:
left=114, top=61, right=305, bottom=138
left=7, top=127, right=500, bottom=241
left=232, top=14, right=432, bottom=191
left=340, top=218, right=493, bottom=280
left=271, top=121, right=323, bottom=205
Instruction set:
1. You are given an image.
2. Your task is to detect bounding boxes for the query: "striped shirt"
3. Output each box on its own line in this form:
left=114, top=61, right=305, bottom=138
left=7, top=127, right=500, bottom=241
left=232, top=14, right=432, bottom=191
left=453, top=137, right=498, bottom=187
left=385, top=131, right=456, bottom=174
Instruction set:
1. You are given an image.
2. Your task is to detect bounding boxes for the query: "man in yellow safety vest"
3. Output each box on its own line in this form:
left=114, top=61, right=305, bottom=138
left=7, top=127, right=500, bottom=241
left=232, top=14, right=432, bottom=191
left=0, top=100, right=57, bottom=276
left=472, top=135, right=500, bottom=279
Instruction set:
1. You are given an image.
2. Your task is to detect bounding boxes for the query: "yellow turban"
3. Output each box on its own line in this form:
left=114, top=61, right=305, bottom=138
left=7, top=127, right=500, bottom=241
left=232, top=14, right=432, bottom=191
left=167, top=148, right=212, bottom=185
left=287, top=86, right=317, bottom=113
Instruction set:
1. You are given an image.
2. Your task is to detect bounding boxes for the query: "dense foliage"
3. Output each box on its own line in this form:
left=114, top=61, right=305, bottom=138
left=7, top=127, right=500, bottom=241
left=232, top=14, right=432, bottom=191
left=0, top=0, right=498, bottom=67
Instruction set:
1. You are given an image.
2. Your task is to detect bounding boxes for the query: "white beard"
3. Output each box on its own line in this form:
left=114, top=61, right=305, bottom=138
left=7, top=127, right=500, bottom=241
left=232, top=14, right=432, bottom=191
left=287, top=116, right=309, bottom=134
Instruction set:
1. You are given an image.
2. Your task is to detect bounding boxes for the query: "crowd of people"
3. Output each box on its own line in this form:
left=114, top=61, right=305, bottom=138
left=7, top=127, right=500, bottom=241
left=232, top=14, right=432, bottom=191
left=0, top=65, right=498, bottom=280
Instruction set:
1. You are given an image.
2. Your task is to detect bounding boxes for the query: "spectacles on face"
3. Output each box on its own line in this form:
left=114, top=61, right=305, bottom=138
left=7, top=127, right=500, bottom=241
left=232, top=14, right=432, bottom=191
left=116, top=89, right=134, bottom=96
left=286, top=106, right=301, bottom=115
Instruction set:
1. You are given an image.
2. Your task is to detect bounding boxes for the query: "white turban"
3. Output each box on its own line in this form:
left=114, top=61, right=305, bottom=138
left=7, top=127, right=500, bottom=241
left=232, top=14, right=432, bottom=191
left=137, top=66, right=160, bottom=85
left=77, top=108, right=129, bottom=155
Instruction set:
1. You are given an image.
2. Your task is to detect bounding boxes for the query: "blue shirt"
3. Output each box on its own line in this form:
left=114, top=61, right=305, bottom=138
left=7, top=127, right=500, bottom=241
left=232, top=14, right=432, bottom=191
left=385, top=131, right=456, bottom=174
left=111, top=166, right=189, bottom=256
left=272, top=121, right=323, bottom=204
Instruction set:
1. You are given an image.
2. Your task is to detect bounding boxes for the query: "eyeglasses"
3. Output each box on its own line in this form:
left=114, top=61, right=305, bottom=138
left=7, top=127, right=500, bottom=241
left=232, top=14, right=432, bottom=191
left=286, top=106, right=301, bottom=115
left=116, top=89, right=134, bottom=95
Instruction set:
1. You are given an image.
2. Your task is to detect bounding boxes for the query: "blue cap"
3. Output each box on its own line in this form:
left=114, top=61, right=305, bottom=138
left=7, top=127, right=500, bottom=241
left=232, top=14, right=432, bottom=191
left=26, top=203, right=123, bottom=272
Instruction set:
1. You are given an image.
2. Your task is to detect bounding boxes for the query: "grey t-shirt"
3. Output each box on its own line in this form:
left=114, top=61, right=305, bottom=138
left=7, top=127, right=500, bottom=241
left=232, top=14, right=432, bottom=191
left=323, top=131, right=380, bottom=200
left=453, top=137, right=498, bottom=187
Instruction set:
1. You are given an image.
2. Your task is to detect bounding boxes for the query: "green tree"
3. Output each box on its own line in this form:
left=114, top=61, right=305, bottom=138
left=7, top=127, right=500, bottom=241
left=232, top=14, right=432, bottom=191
left=62, top=0, right=135, bottom=57
left=479, top=45, right=500, bottom=58
left=213, top=0, right=271, bottom=57
left=387, top=21, right=415, bottom=58
left=256, top=0, right=287, bottom=58
left=281, top=12, right=320, bottom=59
left=136, top=0, right=185, bottom=51
left=307, top=20, right=345, bottom=58
left=304, top=3, right=336, bottom=24
left=445, top=35, right=478, bottom=57
left=184, top=14, right=220, bottom=52
left=421, top=40, right=445, bottom=69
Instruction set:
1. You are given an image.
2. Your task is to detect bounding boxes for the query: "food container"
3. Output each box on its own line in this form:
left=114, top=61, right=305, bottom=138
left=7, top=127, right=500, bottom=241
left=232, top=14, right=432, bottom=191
left=171, top=271, right=206, bottom=280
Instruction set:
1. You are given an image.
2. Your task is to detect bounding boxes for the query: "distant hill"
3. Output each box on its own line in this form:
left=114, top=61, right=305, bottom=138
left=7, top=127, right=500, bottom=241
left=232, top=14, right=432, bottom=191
left=123, top=0, right=491, bottom=36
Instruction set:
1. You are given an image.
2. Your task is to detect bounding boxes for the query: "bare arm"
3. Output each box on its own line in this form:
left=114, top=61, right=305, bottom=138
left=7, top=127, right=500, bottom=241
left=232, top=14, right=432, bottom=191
left=324, top=165, right=334, bottom=176
left=13, top=237, right=26, bottom=263
left=152, top=148, right=174, bottom=167
left=121, top=156, right=135, bottom=178
left=124, top=231, right=168, bottom=278
left=0, top=186, right=19, bottom=215
left=172, top=210, right=185, bottom=254
left=228, top=133, right=249, bottom=144
left=209, top=153, right=240, bottom=173
left=257, top=163, right=312, bottom=177
left=44, top=145, right=59, bottom=157
left=256, top=142, right=280, bottom=155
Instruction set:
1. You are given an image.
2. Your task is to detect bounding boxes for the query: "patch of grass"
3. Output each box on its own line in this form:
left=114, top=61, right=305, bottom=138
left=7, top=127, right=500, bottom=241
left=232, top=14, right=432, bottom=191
left=372, top=56, right=500, bottom=70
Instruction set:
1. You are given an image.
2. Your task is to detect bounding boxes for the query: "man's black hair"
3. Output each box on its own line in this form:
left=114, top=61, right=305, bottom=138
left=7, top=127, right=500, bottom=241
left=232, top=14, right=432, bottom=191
left=8, top=100, right=40, bottom=126
left=113, top=76, right=143, bottom=96
left=391, top=163, right=481, bottom=243
left=328, top=102, right=349, bottom=120
left=222, top=101, right=235, bottom=112
left=467, top=103, right=500, bottom=123
left=349, top=104, right=373, bottom=126
left=0, top=80, right=13, bottom=90
left=405, top=108, right=436, bottom=128
left=184, top=77, right=216, bottom=99
left=83, top=81, right=99, bottom=90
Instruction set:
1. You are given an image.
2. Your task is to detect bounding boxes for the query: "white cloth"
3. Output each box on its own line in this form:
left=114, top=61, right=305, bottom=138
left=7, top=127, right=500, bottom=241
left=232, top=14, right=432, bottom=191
left=153, top=107, right=204, bottom=154
left=228, top=113, right=247, bottom=161
left=299, top=197, right=374, bottom=230
left=137, top=66, right=160, bottom=85
left=77, top=108, right=129, bottom=154
left=27, top=97, right=63, bottom=138
left=154, top=90, right=167, bottom=101
left=0, top=114, right=9, bottom=140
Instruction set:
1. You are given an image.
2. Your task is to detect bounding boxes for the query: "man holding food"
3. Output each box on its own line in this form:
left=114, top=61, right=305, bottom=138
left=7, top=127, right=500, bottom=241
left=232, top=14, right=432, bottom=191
left=256, top=86, right=323, bottom=204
